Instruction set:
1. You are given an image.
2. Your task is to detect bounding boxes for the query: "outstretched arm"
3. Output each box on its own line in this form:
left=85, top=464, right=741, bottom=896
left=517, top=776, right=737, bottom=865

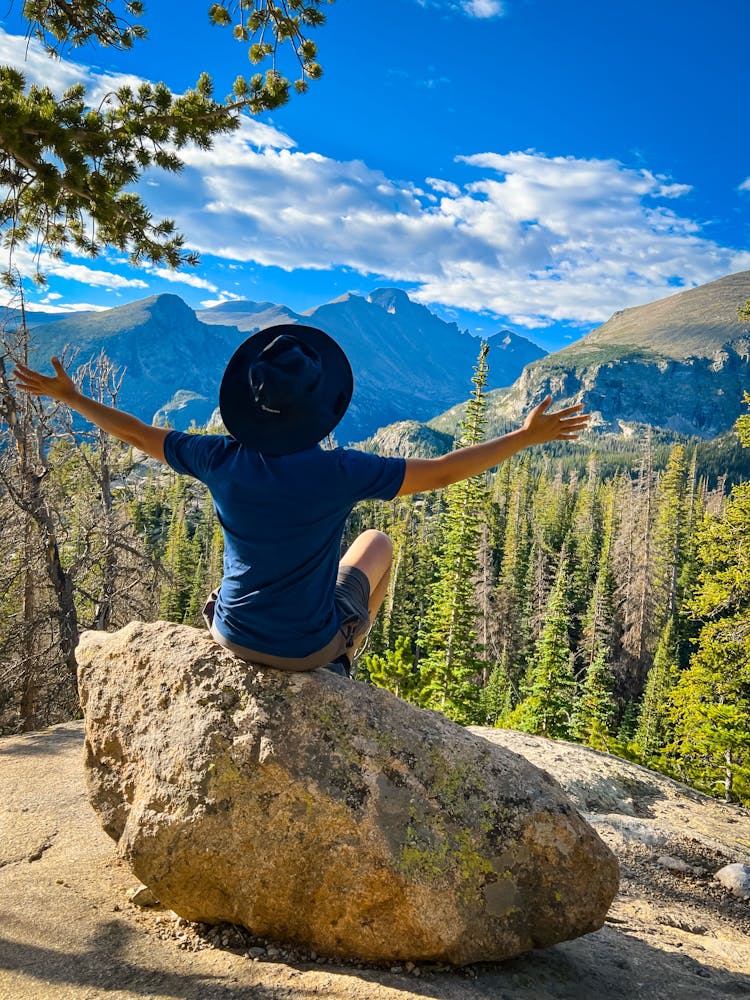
left=13, top=357, right=169, bottom=462
left=397, top=396, right=590, bottom=496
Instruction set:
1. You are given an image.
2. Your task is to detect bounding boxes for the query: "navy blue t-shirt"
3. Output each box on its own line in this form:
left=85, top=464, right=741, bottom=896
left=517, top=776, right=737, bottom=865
left=163, top=432, right=406, bottom=657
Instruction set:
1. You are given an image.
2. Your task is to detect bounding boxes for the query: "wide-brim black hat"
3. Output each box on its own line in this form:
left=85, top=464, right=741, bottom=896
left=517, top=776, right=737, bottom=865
left=219, top=323, right=353, bottom=454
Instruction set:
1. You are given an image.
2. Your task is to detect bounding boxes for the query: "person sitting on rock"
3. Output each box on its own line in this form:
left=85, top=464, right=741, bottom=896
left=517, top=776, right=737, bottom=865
left=14, top=324, right=589, bottom=677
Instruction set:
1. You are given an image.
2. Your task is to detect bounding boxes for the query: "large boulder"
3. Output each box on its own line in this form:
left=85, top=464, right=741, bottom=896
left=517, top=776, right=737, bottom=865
left=77, top=622, right=619, bottom=965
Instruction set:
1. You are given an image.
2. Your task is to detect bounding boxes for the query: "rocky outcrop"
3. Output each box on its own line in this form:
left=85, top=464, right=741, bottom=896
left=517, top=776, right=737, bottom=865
left=353, top=419, right=454, bottom=458
left=76, top=622, right=619, bottom=965
left=505, top=343, right=750, bottom=438
left=431, top=340, right=750, bottom=441
left=430, top=270, right=750, bottom=440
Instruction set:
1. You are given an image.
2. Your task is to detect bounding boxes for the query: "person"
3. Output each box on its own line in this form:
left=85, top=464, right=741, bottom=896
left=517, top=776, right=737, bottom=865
left=13, top=323, right=590, bottom=677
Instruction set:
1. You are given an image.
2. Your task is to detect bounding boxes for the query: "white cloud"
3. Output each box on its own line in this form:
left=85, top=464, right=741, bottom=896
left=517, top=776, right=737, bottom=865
left=148, top=140, right=750, bottom=327
left=655, top=182, right=692, bottom=199
left=5, top=246, right=150, bottom=291
left=146, top=266, right=219, bottom=293
left=427, top=177, right=461, bottom=197
left=416, top=0, right=505, bottom=17
left=739, top=177, right=750, bottom=192
left=0, top=286, right=108, bottom=313
left=0, top=29, right=84, bottom=92
left=27, top=301, right=110, bottom=313
left=200, top=292, right=243, bottom=309
left=46, top=260, right=149, bottom=289
left=462, top=0, right=505, bottom=18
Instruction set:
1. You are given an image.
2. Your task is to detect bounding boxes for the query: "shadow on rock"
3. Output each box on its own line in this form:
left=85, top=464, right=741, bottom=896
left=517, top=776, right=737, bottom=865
left=0, top=920, right=279, bottom=1000
left=0, top=721, right=83, bottom=758
left=185, top=921, right=750, bottom=1000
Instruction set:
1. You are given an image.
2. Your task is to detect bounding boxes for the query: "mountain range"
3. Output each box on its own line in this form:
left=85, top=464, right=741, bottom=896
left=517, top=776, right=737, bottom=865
left=5, top=289, right=544, bottom=443
left=3, top=270, right=749, bottom=451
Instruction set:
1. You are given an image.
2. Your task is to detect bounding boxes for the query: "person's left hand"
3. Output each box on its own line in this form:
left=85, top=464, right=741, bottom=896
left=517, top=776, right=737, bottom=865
left=13, top=357, right=80, bottom=404
left=521, top=395, right=591, bottom=444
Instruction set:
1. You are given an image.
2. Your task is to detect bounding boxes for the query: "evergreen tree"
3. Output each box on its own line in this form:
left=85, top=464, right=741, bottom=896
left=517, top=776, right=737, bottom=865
left=2, top=2, right=332, bottom=275
left=419, top=343, right=490, bottom=724
left=665, top=398, right=750, bottom=802
left=362, top=636, right=420, bottom=703
left=668, top=621, right=750, bottom=802
left=515, top=555, right=577, bottom=738
left=159, top=490, right=198, bottom=622
left=182, top=490, right=223, bottom=623
left=651, top=445, right=688, bottom=633
left=616, top=700, right=640, bottom=745
left=381, top=497, right=432, bottom=654
left=579, top=486, right=618, bottom=669
left=674, top=449, right=705, bottom=666
left=572, top=647, right=616, bottom=750
left=569, top=455, right=603, bottom=624
left=536, top=462, right=573, bottom=557
left=633, top=616, right=680, bottom=761
left=185, top=553, right=208, bottom=626
left=493, top=458, right=531, bottom=679
left=477, top=656, right=514, bottom=727
left=130, top=471, right=171, bottom=560
left=667, top=475, right=750, bottom=796
left=738, top=392, right=750, bottom=445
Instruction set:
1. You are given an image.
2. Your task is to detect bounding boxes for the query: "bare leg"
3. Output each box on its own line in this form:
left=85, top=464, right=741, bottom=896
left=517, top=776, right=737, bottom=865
left=339, top=529, right=393, bottom=660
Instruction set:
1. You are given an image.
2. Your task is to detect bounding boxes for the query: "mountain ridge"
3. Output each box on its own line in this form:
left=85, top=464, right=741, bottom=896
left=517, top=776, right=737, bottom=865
left=7, top=270, right=748, bottom=447
left=9, top=288, right=544, bottom=442
left=574, top=270, right=750, bottom=360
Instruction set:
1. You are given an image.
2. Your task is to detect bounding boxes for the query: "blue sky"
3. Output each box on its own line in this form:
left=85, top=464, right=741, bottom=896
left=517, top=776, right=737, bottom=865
left=1, top=0, right=749, bottom=350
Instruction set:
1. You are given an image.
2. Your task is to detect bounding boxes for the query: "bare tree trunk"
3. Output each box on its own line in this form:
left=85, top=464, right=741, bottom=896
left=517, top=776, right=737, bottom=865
left=0, top=328, right=79, bottom=690
left=634, top=434, right=654, bottom=665
left=724, top=748, right=734, bottom=803
left=19, top=516, right=38, bottom=731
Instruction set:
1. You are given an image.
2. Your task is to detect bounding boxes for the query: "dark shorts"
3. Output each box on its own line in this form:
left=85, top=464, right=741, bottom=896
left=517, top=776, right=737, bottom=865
left=202, top=564, right=371, bottom=671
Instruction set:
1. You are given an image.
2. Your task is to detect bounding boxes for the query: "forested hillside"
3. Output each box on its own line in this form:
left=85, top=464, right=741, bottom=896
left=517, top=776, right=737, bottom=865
left=1, top=336, right=748, bottom=807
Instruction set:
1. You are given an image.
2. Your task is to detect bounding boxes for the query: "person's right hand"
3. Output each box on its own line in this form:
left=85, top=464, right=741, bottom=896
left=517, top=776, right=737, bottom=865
left=13, top=357, right=80, bottom=405
left=521, top=395, right=591, bottom=445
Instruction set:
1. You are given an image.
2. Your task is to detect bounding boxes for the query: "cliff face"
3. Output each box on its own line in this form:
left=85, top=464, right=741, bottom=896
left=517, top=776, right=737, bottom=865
left=503, top=338, right=750, bottom=437
left=432, top=271, right=750, bottom=440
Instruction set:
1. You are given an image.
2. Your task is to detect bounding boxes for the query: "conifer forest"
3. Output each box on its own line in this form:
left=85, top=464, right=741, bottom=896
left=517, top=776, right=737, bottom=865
left=1, top=339, right=749, bottom=808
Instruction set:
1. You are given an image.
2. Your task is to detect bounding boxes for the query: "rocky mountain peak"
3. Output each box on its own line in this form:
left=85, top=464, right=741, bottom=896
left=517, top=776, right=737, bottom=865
left=131, top=293, right=197, bottom=323
left=367, top=287, right=413, bottom=313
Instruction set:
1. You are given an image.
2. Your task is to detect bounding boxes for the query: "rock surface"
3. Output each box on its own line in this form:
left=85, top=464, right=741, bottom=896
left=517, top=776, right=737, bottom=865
left=715, top=864, right=750, bottom=901
left=2, top=721, right=750, bottom=999
left=76, top=622, right=619, bottom=965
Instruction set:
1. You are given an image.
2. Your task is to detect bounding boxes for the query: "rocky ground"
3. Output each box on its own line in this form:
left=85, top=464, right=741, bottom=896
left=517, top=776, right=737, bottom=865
left=1, top=720, right=749, bottom=1000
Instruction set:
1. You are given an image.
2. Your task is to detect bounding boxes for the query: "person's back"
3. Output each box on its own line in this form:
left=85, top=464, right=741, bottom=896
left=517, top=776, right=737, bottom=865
left=164, top=434, right=404, bottom=658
